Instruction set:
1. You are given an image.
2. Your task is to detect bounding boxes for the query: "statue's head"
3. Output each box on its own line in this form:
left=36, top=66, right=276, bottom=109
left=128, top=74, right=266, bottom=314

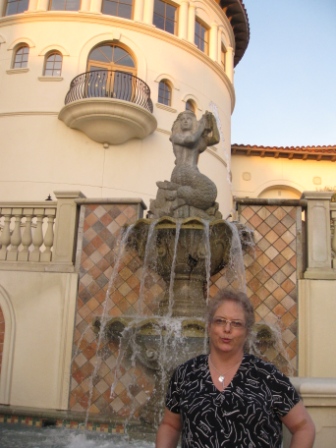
left=172, top=110, right=197, bottom=134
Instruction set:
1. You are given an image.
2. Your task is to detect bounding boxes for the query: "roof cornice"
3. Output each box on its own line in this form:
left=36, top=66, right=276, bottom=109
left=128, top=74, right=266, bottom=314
left=231, top=144, right=336, bottom=162
left=217, top=0, right=250, bottom=66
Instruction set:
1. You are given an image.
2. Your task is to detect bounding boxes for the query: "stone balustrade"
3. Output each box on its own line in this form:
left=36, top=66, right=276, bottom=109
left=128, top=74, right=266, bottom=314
left=0, top=191, right=84, bottom=272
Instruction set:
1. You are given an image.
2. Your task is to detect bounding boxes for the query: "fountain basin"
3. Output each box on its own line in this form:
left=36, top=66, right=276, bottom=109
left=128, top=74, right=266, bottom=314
left=127, top=216, right=233, bottom=317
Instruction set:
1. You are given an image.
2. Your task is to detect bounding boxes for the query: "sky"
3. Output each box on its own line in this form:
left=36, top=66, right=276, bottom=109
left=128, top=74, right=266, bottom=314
left=231, top=0, right=336, bottom=147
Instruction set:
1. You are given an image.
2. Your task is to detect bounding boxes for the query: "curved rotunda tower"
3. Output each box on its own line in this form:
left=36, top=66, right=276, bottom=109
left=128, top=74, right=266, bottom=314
left=0, top=0, right=249, bottom=217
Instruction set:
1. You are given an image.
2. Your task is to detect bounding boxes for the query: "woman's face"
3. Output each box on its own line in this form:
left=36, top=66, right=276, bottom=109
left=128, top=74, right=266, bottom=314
left=208, top=300, right=248, bottom=357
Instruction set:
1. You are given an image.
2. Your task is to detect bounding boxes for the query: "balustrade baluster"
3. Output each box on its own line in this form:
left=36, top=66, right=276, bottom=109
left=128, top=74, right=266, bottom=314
left=30, top=212, right=44, bottom=262
left=19, top=209, right=33, bottom=261
left=40, top=211, right=55, bottom=262
left=7, top=210, right=23, bottom=261
left=0, top=212, right=12, bottom=261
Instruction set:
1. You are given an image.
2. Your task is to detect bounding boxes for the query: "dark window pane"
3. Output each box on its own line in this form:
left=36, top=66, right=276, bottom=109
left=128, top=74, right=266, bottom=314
left=118, top=4, right=131, bottom=19
left=153, top=0, right=176, bottom=35
left=6, top=0, right=28, bottom=15
left=102, top=0, right=132, bottom=18
left=102, top=2, right=117, bottom=15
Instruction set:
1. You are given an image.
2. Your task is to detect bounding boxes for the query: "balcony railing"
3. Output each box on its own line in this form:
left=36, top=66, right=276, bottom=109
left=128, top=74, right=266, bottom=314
left=64, top=70, right=153, bottom=113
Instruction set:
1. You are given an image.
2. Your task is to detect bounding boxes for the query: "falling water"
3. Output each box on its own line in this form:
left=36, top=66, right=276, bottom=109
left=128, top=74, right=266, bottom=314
left=202, top=219, right=211, bottom=304
left=226, top=221, right=247, bottom=292
left=137, top=219, right=158, bottom=315
left=167, top=220, right=181, bottom=316
left=85, top=224, right=135, bottom=426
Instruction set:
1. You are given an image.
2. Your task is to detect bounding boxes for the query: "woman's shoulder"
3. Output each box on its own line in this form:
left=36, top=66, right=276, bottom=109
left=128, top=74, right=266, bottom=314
left=242, top=354, right=292, bottom=381
left=242, top=355, right=284, bottom=376
left=174, top=354, right=208, bottom=375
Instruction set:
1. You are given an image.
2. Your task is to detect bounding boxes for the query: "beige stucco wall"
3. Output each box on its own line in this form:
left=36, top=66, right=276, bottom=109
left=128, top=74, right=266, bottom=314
left=0, top=5, right=234, bottom=217
left=0, top=271, right=78, bottom=410
left=298, top=279, right=336, bottom=378
left=231, top=155, right=336, bottom=198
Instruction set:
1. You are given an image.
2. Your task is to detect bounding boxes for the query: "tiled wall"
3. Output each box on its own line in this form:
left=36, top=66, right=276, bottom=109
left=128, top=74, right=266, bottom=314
left=70, top=201, right=302, bottom=420
left=236, top=203, right=302, bottom=375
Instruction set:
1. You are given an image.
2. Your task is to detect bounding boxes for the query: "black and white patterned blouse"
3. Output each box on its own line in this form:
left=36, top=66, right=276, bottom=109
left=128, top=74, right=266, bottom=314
left=166, top=354, right=300, bottom=448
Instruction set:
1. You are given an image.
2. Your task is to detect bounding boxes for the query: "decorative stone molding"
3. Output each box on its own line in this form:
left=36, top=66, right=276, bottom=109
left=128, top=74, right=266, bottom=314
left=58, top=98, right=157, bottom=145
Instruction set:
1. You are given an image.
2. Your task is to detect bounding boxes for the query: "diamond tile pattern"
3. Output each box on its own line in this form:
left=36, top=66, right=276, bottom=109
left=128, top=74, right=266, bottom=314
left=70, top=203, right=164, bottom=418
left=239, top=205, right=299, bottom=375
left=70, top=202, right=301, bottom=420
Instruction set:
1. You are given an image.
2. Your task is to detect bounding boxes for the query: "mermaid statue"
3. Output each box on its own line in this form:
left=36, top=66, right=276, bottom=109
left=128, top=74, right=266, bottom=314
left=149, top=110, right=222, bottom=220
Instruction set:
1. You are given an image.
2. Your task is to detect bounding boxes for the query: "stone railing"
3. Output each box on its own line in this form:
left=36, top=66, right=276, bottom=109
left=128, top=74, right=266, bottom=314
left=0, top=192, right=84, bottom=272
left=302, top=191, right=336, bottom=279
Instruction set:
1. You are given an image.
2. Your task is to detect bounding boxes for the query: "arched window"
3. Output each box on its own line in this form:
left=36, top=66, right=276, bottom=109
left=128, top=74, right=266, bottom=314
left=158, top=80, right=172, bottom=106
left=44, top=51, right=63, bottom=76
left=5, top=0, right=28, bottom=15
left=185, top=99, right=196, bottom=113
left=153, top=0, right=177, bottom=35
left=49, top=0, right=80, bottom=10
left=88, top=43, right=135, bottom=73
left=13, top=45, right=29, bottom=69
left=87, top=43, right=136, bottom=99
left=101, top=0, right=133, bottom=19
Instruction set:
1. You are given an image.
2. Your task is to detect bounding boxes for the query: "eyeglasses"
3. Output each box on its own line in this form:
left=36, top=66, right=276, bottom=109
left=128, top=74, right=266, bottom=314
left=211, top=318, right=245, bottom=329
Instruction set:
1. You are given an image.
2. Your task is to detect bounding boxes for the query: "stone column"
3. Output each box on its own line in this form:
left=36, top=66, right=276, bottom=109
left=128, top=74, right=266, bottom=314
left=178, top=1, right=189, bottom=40
left=89, top=0, right=103, bottom=14
left=187, top=2, right=196, bottom=43
left=52, top=191, right=85, bottom=266
left=209, top=23, right=218, bottom=62
left=133, top=0, right=144, bottom=21
left=37, top=0, right=48, bottom=10
left=302, top=191, right=335, bottom=279
left=225, top=46, right=234, bottom=83
left=79, top=0, right=90, bottom=12
left=28, top=0, right=38, bottom=11
left=143, top=0, right=154, bottom=25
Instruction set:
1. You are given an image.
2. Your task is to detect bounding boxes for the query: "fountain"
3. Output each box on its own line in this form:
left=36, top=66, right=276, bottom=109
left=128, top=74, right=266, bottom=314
left=70, top=109, right=291, bottom=438
left=90, top=110, right=244, bottom=428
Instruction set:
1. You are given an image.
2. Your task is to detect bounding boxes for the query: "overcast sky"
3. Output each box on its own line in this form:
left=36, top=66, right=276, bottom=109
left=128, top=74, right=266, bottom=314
left=231, top=0, right=336, bottom=147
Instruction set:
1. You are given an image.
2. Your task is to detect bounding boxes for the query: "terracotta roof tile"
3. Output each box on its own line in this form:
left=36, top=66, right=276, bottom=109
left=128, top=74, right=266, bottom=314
left=231, top=144, right=336, bottom=161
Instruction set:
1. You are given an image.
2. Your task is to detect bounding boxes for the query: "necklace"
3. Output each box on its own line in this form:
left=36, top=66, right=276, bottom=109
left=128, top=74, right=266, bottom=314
left=208, top=355, right=242, bottom=388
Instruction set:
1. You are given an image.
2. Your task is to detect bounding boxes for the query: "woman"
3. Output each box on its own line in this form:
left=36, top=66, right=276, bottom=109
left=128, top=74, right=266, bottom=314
left=156, top=290, right=315, bottom=448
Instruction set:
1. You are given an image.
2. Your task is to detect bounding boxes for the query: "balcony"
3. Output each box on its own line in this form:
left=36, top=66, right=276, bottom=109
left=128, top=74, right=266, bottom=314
left=58, top=70, right=157, bottom=145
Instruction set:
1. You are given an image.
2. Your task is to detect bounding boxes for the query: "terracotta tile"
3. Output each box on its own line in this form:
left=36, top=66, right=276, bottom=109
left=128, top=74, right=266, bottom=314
left=265, top=230, right=279, bottom=244
left=240, top=207, right=255, bottom=221
left=257, top=222, right=271, bottom=237
left=247, top=277, right=263, bottom=292
left=264, top=213, right=279, bottom=229
left=273, top=303, right=287, bottom=317
left=249, top=214, right=264, bottom=228
left=273, top=254, right=287, bottom=269
left=273, top=222, right=287, bottom=237
left=281, top=312, right=295, bottom=328
left=264, top=278, right=278, bottom=293
left=281, top=278, right=296, bottom=294
left=272, top=207, right=287, bottom=221
left=264, top=295, right=278, bottom=310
